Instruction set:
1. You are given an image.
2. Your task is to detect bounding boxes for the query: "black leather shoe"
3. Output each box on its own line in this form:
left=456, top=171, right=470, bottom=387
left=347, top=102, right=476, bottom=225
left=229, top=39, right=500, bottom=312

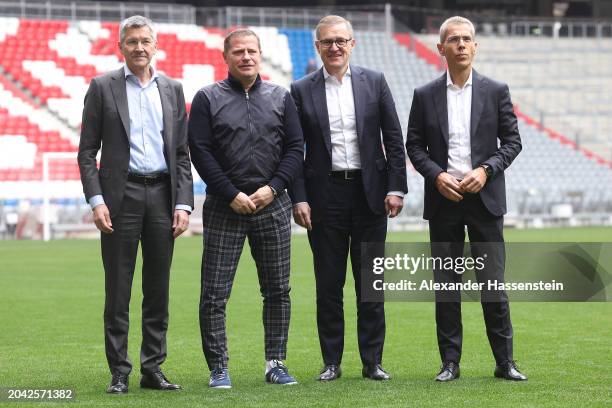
left=494, top=361, right=527, bottom=381
left=435, top=361, right=460, bottom=382
left=106, top=373, right=128, bottom=394
left=140, top=371, right=182, bottom=390
left=362, top=364, right=391, bottom=380
left=318, top=364, right=341, bottom=381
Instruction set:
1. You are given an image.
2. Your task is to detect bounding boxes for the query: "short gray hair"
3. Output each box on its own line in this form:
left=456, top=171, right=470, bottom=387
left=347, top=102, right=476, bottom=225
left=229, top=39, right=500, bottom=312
left=315, top=15, right=353, bottom=40
left=223, top=29, right=261, bottom=54
left=439, top=16, right=475, bottom=43
left=119, top=15, right=156, bottom=44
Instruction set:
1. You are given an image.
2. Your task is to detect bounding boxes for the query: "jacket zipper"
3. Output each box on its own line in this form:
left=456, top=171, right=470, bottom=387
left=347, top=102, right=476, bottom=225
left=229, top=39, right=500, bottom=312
left=245, top=90, right=254, bottom=161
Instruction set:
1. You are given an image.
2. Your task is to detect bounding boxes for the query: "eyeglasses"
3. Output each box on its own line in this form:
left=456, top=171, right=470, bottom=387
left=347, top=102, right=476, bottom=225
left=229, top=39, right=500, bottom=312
left=446, top=35, right=473, bottom=44
left=124, top=38, right=155, bottom=48
left=318, top=38, right=352, bottom=48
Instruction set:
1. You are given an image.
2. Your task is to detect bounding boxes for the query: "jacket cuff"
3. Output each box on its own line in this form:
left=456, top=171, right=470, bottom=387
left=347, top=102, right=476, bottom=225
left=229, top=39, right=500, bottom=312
left=268, top=177, right=284, bottom=196
left=222, top=185, right=241, bottom=202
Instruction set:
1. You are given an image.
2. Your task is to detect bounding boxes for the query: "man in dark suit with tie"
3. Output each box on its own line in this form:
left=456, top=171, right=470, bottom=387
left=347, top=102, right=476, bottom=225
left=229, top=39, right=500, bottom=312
left=290, top=15, right=408, bottom=381
left=406, top=16, right=526, bottom=382
left=78, top=15, right=193, bottom=393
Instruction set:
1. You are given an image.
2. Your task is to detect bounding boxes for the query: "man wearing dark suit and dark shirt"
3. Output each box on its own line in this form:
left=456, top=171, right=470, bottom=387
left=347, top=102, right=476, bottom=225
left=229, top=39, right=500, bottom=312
left=290, top=15, right=408, bottom=381
left=78, top=16, right=193, bottom=393
left=188, top=29, right=303, bottom=389
left=406, top=16, right=527, bottom=382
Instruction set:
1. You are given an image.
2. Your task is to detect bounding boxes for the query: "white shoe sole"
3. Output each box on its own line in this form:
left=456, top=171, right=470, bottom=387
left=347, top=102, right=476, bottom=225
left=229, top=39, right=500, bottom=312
left=266, top=381, right=298, bottom=385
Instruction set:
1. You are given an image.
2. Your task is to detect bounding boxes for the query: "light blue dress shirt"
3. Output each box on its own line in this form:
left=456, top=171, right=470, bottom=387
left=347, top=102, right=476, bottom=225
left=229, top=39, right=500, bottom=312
left=89, top=65, right=191, bottom=213
left=125, top=65, right=167, bottom=174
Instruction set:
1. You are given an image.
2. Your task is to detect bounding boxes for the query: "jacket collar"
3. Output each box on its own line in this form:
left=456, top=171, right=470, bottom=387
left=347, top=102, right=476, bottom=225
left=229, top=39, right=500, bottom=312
left=227, top=72, right=262, bottom=92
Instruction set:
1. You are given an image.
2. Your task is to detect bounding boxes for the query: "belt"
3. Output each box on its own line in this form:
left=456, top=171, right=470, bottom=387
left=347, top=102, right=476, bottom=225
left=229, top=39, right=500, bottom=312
left=330, top=170, right=361, bottom=180
left=127, top=172, right=169, bottom=185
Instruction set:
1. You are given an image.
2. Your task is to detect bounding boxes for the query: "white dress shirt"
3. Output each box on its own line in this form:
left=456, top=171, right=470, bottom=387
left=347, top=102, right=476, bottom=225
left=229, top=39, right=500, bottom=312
left=446, top=70, right=473, bottom=180
left=321, top=67, right=403, bottom=199
left=323, top=67, right=361, bottom=170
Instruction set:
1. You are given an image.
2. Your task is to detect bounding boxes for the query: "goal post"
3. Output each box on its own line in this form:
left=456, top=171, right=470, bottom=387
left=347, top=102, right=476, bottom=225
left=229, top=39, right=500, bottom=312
left=41, top=151, right=91, bottom=241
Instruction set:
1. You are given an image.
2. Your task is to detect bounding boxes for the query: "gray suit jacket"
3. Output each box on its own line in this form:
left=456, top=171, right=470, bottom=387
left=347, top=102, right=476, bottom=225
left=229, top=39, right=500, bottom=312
left=78, top=67, right=193, bottom=217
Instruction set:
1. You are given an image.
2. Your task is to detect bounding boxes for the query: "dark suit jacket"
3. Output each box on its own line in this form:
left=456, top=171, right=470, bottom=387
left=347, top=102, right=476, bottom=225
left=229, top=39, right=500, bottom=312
left=406, top=70, right=522, bottom=220
left=78, top=67, right=193, bottom=217
left=289, top=65, right=408, bottom=222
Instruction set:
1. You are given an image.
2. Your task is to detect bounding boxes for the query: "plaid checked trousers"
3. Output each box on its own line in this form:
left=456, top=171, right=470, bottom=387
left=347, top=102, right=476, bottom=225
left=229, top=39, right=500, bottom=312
left=199, top=192, right=292, bottom=370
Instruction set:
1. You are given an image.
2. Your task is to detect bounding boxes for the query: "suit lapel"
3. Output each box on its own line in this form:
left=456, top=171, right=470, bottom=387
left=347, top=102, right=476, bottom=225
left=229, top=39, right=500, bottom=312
left=350, top=65, right=366, bottom=148
left=433, top=73, right=449, bottom=146
left=110, top=67, right=130, bottom=140
left=156, top=75, right=173, bottom=162
left=310, top=68, right=332, bottom=158
left=470, top=69, right=486, bottom=148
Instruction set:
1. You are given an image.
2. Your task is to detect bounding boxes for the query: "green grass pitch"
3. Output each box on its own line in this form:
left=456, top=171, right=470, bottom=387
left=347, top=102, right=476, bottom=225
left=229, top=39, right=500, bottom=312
left=1, top=227, right=611, bottom=407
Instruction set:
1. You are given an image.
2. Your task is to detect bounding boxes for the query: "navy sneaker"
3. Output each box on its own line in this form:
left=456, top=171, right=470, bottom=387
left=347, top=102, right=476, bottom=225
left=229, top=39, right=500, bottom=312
left=209, top=368, right=232, bottom=389
left=265, top=360, right=298, bottom=385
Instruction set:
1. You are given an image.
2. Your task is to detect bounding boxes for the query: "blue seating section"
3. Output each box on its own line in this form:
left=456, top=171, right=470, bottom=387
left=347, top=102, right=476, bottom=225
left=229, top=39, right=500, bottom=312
left=279, top=29, right=316, bottom=80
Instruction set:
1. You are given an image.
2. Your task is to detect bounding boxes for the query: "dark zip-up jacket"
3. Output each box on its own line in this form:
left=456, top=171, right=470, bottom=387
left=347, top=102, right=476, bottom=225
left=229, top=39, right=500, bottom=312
left=188, top=74, right=304, bottom=201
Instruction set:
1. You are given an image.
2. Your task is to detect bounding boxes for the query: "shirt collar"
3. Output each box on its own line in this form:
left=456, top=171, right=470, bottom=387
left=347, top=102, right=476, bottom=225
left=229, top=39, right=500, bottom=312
left=446, top=69, right=472, bottom=89
left=323, top=65, right=351, bottom=81
left=124, top=65, right=158, bottom=83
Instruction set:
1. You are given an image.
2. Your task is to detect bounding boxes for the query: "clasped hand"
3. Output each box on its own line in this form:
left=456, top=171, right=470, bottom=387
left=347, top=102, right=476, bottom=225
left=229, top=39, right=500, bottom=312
left=230, top=186, right=275, bottom=214
left=435, top=167, right=487, bottom=202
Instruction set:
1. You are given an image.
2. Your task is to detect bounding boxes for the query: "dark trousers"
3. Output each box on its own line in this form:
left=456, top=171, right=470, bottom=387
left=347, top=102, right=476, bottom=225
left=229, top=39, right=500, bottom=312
left=429, top=193, right=513, bottom=365
left=199, top=193, right=292, bottom=370
left=308, top=176, right=387, bottom=366
left=101, top=180, right=174, bottom=375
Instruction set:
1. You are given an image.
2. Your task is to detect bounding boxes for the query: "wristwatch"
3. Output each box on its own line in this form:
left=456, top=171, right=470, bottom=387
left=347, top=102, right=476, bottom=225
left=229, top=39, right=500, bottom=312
left=480, top=164, right=492, bottom=179
left=268, top=185, right=278, bottom=197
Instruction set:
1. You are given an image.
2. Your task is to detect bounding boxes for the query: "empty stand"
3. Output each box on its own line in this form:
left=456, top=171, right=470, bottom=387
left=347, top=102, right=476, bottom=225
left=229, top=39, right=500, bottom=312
left=279, top=28, right=317, bottom=79
left=416, top=34, right=612, bottom=162
left=350, top=30, right=612, bottom=217
left=0, top=16, right=610, bottom=219
left=0, top=72, right=78, bottom=189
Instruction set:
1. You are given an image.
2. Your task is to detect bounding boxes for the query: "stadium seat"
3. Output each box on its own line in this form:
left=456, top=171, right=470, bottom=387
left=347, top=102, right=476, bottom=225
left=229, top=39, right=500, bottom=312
left=0, top=17, right=610, bottom=216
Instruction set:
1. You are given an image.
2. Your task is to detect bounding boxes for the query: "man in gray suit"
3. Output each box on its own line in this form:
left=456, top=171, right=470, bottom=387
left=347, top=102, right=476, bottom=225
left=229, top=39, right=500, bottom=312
left=78, top=15, right=193, bottom=394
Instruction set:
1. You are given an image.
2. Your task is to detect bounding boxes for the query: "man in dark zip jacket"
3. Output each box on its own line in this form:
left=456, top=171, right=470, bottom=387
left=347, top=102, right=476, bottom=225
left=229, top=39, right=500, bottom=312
left=188, top=29, right=303, bottom=389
